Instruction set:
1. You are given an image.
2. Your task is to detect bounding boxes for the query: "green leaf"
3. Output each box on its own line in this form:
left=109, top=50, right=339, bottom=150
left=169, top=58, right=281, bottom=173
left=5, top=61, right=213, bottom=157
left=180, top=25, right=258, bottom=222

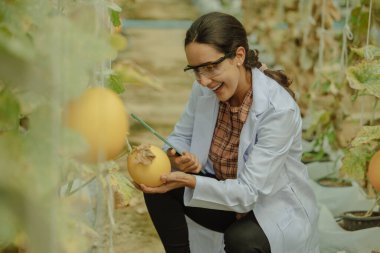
left=113, top=61, right=163, bottom=90
left=351, top=45, right=380, bottom=59
left=360, top=0, right=371, bottom=7
left=302, top=151, right=330, bottom=163
left=14, top=90, right=45, bottom=115
left=346, top=60, right=380, bottom=98
left=0, top=201, right=19, bottom=247
left=110, top=10, right=121, bottom=27
left=350, top=7, right=369, bottom=34
left=327, top=130, right=336, bottom=148
left=340, top=146, right=372, bottom=181
left=107, top=74, right=125, bottom=94
left=351, top=125, right=380, bottom=146
left=0, top=88, right=20, bottom=131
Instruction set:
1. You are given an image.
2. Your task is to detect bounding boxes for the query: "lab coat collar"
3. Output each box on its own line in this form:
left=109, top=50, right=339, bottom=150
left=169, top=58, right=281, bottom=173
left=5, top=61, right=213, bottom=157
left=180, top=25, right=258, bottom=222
left=198, top=68, right=271, bottom=116
left=252, top=68, right=270, bottom=116
left=191, top=68, right=271, bottom=168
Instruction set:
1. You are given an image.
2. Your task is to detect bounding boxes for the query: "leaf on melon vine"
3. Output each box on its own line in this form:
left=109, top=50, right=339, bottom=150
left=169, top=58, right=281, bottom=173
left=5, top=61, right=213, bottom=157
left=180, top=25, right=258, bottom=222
left=0, top=88, right=20, bottom=131
left=340, top=146, right=372, bottom=181
left=346, top=60, right=380, bottom=98
left=109, top=172, right=134, bottom=209
left=107, top=74, right=125, bottom=94
left=351, top=45, right=380, bottom=59
left=351, top=125, right=380, bottom=146
left=108, top=1, right=122, bottom=29
left=110, top=10, right=121, bottom=27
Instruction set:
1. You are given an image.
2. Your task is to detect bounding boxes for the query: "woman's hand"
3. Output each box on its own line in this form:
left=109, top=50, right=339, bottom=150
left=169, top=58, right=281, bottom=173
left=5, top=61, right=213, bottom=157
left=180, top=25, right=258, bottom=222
left=137, top=171, right=196, bottom=194
left=167, top=148, right=202, bottom=174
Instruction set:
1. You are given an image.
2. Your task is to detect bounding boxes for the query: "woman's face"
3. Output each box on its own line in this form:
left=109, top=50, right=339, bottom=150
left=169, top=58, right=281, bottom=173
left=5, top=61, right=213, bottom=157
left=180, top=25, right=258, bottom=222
left=184, top=42, right=248, bottom=105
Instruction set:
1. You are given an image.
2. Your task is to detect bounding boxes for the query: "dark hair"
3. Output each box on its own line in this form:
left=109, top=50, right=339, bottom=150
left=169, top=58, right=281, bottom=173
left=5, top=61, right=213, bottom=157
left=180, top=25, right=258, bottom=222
left=185, top=12, right=294, bottom=99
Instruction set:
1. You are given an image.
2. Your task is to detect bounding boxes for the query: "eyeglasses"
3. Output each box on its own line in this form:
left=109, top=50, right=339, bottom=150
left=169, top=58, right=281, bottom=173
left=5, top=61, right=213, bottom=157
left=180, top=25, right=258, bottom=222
left=184, top=52, right=234, bottom=80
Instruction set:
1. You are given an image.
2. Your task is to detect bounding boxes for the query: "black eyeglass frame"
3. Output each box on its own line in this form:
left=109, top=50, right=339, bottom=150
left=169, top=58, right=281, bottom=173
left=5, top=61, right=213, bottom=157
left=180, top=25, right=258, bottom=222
left=183, top=52, right=235, bottom=72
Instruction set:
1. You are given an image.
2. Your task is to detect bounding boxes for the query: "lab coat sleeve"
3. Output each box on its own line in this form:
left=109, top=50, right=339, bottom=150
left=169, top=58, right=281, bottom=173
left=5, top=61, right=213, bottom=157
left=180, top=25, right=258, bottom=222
left=184, top=107, right=300, bottom=213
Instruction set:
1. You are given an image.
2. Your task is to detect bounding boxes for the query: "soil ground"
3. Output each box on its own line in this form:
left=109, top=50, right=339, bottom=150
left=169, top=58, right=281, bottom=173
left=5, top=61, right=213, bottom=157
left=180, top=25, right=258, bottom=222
left=111, top=1, right=199, bottom=252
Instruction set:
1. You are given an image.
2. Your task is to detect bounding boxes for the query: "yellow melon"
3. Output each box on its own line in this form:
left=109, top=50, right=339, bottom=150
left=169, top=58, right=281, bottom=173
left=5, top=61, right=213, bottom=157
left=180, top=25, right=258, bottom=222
left=368, top=150, right=380, bottom=192
left=63, top=87, right=128, bottom=163
left=127, top=144, right=171, bottom=187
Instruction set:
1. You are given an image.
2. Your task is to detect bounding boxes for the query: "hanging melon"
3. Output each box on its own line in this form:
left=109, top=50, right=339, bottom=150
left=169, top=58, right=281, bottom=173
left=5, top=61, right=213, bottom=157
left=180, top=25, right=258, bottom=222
left=63, top=87, right=128, bottom=163
left=368, top=150, right=380, bottom=192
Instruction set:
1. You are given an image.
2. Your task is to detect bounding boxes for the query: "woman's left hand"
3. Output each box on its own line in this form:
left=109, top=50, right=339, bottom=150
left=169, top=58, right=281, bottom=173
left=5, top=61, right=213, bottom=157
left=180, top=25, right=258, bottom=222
left=139, top=171, right=196, bottom=193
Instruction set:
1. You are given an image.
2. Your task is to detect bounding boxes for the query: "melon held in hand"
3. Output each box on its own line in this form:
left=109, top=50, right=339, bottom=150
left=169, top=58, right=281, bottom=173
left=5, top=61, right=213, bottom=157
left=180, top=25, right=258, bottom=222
left=63, top=87, right=128, bottom=163
left=127, top=144, right=171, bottom=187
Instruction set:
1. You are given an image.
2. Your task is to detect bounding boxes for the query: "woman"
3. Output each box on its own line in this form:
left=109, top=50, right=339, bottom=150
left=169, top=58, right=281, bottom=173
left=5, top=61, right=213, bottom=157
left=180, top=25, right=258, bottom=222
left=137, top=12, right=319, bottom=253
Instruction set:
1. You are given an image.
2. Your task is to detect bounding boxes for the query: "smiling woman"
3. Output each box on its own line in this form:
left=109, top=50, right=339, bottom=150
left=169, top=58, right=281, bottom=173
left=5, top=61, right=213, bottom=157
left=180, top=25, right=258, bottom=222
left=134, top=12, right=320, bottom=253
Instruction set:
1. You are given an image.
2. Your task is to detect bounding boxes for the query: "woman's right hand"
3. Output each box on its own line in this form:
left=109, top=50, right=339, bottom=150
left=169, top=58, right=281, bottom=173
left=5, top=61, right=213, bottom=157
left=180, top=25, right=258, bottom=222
left=167, top=148, right=202, bottom=174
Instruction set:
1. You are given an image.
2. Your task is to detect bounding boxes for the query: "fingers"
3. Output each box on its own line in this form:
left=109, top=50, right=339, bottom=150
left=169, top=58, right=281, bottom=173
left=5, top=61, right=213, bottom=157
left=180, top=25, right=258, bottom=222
left=161, top=172, right=187, bottom=183
left=140, top=184, right=168, bottom=194
left=167, top=148, right=177, bottom=157
left=139, top=172, right=194, bottom=193
left=182, top=162, right=201, bottom=173
left=178, top=152, right=202, bottom=173
left=167, top=150, right=203, bottom=173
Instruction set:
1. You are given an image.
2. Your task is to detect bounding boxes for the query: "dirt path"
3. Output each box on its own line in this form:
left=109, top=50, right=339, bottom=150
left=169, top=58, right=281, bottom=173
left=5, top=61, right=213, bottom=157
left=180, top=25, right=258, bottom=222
left=111, top=1, right=199, bottom=252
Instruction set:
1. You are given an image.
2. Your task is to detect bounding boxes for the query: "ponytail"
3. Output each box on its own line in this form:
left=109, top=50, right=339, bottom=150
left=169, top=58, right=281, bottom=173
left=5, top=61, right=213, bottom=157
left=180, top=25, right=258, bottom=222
left=245, top=49, right=295, bottom=99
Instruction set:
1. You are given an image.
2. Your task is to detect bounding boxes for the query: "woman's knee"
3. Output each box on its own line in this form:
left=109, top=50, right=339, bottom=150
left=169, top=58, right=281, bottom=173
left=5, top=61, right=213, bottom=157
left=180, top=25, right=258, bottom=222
left=224, top=215, right=271, bottom=253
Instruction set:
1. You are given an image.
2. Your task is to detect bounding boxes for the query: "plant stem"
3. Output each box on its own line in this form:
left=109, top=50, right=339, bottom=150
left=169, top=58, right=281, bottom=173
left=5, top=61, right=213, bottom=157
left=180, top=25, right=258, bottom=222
left=126, top=137, right=133, bottom=153
left=364, top=195, right=380, bottom=217
left=65, top=180, right=74, bottom=196
left=67, top=176, right=97, bottom=196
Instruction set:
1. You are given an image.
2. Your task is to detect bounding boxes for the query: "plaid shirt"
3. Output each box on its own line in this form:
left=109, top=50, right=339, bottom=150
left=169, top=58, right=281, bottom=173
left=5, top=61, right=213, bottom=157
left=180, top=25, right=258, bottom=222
left=209, top=88, right=253, bottom=180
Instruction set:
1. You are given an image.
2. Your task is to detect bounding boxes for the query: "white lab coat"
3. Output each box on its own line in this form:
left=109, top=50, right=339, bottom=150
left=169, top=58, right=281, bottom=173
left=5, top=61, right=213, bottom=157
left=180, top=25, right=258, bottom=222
left=165, top=68, right=320, bottom=253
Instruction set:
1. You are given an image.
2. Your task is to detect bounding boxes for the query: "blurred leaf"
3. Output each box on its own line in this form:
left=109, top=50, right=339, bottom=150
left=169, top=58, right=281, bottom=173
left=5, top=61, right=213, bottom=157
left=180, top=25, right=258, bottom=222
left=33, top=15, right=116, bottom=101
left=300, top=47, right=314, bottom=70
left=13, top=90, right=45, bottom=115
left=346, top=60, right=380, bottom=98
left=113, top=60, right=163, bottom=90
left=0, top=202, right=19, bottom=248
left=0, top=33, right=35, bottom=62
left=0, top=88, right=20, bottom=131
left=351, top=126, right=380, bottom=146
left=302, top=150, right=330, bottom=163
left=350, top=6, right=369, bottom=29
left=351, top=45, right=380, bottom=59
left=107, top=2, right=122, bottom=12
left=360, top=0, right=370, bottom=7
left=340, top=146, right=372, bottom=181
left=106, top=73, right=125, bottom=94
left=319, top=111, right=332, bottom=125
left=0, top=0, right=44, bottom=62
left=326, top=129, right=337, bottom=148
left=109, top=172, right=133, bottom=209
left=110, top=10, right=121, bottom=27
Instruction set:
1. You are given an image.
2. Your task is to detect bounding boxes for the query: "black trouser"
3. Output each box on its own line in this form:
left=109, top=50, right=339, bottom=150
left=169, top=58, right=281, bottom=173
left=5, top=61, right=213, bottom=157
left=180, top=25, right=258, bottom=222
left=144, top=187, right=271, bottom=253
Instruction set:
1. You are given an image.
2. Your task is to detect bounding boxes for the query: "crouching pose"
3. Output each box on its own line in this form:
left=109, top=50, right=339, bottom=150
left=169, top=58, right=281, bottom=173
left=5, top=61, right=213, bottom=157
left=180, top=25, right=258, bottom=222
left=136, top=12, right=320, bottom=253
